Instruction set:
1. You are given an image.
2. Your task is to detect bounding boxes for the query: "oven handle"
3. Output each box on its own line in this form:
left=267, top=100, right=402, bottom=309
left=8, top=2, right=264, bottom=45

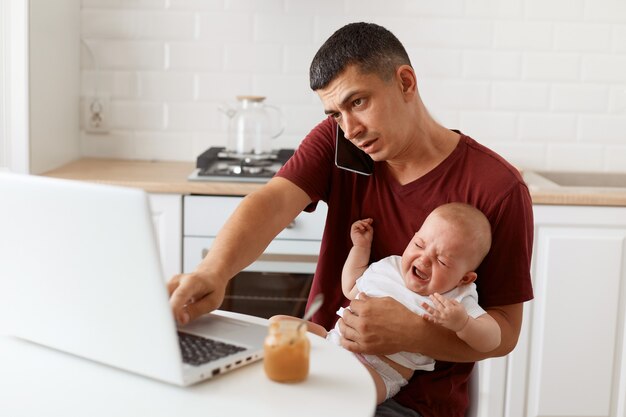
left=201, top=249, right=318, bottom=264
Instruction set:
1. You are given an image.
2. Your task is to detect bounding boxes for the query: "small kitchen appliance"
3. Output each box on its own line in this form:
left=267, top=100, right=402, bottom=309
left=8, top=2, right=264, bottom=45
left=189, top=95, right=291, bottom=182
left=220, top=95, right=284, bottom=156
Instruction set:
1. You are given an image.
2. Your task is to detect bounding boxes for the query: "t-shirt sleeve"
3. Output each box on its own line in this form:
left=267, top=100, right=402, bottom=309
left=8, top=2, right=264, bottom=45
left=275, top=117, right=335, bottom=207
left=456, top=284, right=487, bottom=318
left=476, top=182, right=534, bottom=307
left=462, top=297, right=487, bottom=319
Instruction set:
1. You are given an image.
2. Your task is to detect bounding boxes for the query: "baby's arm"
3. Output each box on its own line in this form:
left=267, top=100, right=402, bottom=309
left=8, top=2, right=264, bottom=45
left=341, top=218, right=374, bottom=299
left=421, top=293, right=501, bottom=352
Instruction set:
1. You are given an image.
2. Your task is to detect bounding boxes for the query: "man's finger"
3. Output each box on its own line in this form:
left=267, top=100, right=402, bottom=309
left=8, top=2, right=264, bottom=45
left=338, top=318, right=365, bottom=353
left=166, top=274, right=182, bottom=295
left=169, top=281, right=203, bottom=323
left=357, top=292, right=370, bottom=301
left=169, top=284, right=193, bottom=310
left=339, top=309, right=355, bottom=330
left=340, top=336, right=364, bottom=354
left=349, top=293, right=368, bottom=314
left=340, top=314, right=361, bottom=338
left=183, top=294, right=212, bottom=323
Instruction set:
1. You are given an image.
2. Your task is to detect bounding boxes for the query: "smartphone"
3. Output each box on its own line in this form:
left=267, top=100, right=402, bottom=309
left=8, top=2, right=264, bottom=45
left=334, top=125, right=374, bottom=176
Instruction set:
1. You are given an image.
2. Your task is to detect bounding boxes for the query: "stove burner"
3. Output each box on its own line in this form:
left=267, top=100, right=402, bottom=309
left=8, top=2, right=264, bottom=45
left=217, top=150, right=278, bottom=162
left=188, top=147, right=295, bottom=183
left=227, top=158, right=274, bottom=168
left=216, top=161, right=275, bottom=176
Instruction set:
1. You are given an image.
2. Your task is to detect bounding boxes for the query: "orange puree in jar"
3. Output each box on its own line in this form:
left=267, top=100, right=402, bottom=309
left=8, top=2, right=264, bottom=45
left=263, top=320, right=310, bottom=382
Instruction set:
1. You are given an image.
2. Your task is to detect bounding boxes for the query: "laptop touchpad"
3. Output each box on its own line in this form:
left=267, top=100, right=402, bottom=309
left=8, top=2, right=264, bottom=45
left=179, top=314, right=267, bottom=345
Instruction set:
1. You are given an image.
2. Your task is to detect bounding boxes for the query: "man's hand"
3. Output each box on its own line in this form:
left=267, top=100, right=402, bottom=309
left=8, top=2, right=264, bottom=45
left=167, top=271, right=227, bottom=325
left=338, top=293, right=420, bottom=355
left=339, top=292, right=524, bottom=362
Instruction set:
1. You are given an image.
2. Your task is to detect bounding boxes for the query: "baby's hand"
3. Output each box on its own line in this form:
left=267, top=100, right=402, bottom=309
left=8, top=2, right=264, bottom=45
left=421, top=293, right=469, bottom=333
left=350, top=218, right=374, bottom=247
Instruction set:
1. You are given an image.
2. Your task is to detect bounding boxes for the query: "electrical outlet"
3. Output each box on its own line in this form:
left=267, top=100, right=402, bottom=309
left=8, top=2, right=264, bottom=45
left=83, top=96, right=110, bottom=133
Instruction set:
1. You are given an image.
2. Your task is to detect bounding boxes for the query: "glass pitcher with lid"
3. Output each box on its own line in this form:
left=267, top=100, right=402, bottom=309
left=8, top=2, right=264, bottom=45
left=220, top=96, right=284, bottom=155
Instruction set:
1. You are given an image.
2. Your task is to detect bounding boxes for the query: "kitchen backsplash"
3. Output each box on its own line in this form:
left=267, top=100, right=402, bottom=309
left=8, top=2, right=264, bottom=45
left=80, top=0, right=626, bottom=172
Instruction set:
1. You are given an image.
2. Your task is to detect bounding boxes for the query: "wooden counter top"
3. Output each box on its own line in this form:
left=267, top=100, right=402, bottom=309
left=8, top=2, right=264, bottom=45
left=42, top=158, right=626, bottom=207
left=42, top=158, right=263, bottom=196
left=523, top=171, right=626, bottom=207
left=528, top=189, right=626, bottom=207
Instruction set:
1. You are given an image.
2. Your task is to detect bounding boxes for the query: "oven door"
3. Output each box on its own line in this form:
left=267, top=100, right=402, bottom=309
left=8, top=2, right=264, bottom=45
left=183, top=195, right=327, bottom=319
left=184, top=238, right=320, bottom=318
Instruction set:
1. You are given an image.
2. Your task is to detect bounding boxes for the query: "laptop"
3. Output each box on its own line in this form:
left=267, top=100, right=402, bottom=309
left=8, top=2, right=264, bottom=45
left=0, top=173, right=267, bottom=386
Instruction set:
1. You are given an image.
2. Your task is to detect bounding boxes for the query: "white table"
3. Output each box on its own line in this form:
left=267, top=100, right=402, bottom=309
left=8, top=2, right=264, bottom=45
left=0, top=312, right=376, bottom=417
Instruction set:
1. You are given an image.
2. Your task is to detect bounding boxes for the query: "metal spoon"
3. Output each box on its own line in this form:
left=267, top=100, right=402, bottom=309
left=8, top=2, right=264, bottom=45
left=302, top=293, right=324, bottom=322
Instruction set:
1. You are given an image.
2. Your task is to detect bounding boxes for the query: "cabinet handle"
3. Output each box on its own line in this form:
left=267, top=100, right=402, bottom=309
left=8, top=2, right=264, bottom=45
left=257, top=253, right=318, bottom=263
left=201, top=249, right=317, bottom=264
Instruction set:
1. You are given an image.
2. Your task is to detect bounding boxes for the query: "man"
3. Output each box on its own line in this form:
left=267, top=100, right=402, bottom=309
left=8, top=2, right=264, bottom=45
left=169, top=22, right=534, bottom=417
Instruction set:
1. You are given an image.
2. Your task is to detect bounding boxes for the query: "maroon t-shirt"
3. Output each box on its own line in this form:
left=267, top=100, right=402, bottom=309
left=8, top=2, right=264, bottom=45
left=276, top=117, right=534, bottom=417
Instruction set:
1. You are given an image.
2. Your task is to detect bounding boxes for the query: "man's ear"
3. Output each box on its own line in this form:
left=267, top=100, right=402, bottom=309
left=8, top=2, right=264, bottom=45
left=397, top=65, right=417, bottom=97
left=458, top=271, right=477, bottom=286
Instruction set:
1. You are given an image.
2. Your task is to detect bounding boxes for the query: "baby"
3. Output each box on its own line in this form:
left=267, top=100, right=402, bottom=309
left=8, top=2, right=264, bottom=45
left=274, top=202, right=501, bottom=403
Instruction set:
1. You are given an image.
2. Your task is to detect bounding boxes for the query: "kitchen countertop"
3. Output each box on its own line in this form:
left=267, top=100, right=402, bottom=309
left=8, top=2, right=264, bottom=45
left=527, top=188, right=626, bottom=206
left=42, top=158, right=626, bottom=207
left=523, top=171, right=626, bottom=207
left=42, top=158, right=262, bottom=196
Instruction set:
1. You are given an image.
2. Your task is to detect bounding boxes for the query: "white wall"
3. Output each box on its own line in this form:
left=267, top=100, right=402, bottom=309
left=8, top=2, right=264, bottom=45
left=0, top=9, right=6, bottom=171
left=29, top=0, right=81, bottom=174
left=0, top=0, right=30, bottom=174
left=80, top=0, right=626, bottom=172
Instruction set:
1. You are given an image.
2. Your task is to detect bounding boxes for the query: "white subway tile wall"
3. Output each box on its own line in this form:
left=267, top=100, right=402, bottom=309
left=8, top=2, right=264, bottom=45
left=80, top=0, right=626, bottom=171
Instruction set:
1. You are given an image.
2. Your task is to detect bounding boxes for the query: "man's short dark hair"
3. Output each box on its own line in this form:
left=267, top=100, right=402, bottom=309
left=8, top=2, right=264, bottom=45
left=309, top=22, right=412, bottom=91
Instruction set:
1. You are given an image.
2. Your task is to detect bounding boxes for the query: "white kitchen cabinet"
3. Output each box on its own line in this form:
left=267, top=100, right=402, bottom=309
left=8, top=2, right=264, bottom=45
left=149, top=193, right=182, bottom=280
left=183, top=195, right=327, bottom=274
left=505, top=204, right=626, bottom=417
left=476, top=357, right=508, bottom=417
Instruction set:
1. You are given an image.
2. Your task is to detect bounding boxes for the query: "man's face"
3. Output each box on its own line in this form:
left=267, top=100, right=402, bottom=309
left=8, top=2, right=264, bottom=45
left=316, top=65, right=409, bottom=162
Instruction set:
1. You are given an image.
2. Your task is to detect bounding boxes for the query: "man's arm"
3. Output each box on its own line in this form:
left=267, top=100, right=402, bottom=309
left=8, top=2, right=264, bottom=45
left=338, top=294, right=523, bottom=362
left=168, top=177, right=312, bottom=325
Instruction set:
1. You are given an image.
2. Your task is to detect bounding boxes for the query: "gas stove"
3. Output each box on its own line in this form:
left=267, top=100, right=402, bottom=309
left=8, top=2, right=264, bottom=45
left=188, top=147, right=294, bottom=183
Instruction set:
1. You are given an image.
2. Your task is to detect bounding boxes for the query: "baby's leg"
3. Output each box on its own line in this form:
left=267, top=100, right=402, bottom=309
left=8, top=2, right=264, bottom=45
left=360, top=361, right=389, bottom=404
left=355, top=354, right=414, bottom=404
left=268, top=315, right=328, bottom=338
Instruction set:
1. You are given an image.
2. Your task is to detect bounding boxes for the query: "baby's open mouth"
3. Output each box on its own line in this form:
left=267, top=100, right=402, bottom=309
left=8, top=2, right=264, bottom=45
left=413, top=266, right=429, bottom=281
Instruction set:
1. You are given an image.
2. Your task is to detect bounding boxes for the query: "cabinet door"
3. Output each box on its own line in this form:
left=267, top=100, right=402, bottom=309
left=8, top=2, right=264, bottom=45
left=507, top=205, right=626, bottom=417
left=149, top=193, right=182, bottom=281
left=184, top=195, right=327, bottom=240
left=476, top=356, right=508, bottom=417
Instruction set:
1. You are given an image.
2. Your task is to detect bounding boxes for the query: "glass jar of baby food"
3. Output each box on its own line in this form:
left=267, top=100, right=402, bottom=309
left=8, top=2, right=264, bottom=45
left=263, top=320, right=310, bottom=382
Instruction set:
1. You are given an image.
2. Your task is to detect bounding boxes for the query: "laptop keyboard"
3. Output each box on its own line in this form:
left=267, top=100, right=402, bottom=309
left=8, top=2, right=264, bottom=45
left=177, top=332, right=246, bottom=367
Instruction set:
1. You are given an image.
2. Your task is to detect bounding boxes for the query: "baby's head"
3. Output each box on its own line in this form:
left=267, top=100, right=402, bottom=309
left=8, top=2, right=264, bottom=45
left=400, top=203, right=492, bottom=296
